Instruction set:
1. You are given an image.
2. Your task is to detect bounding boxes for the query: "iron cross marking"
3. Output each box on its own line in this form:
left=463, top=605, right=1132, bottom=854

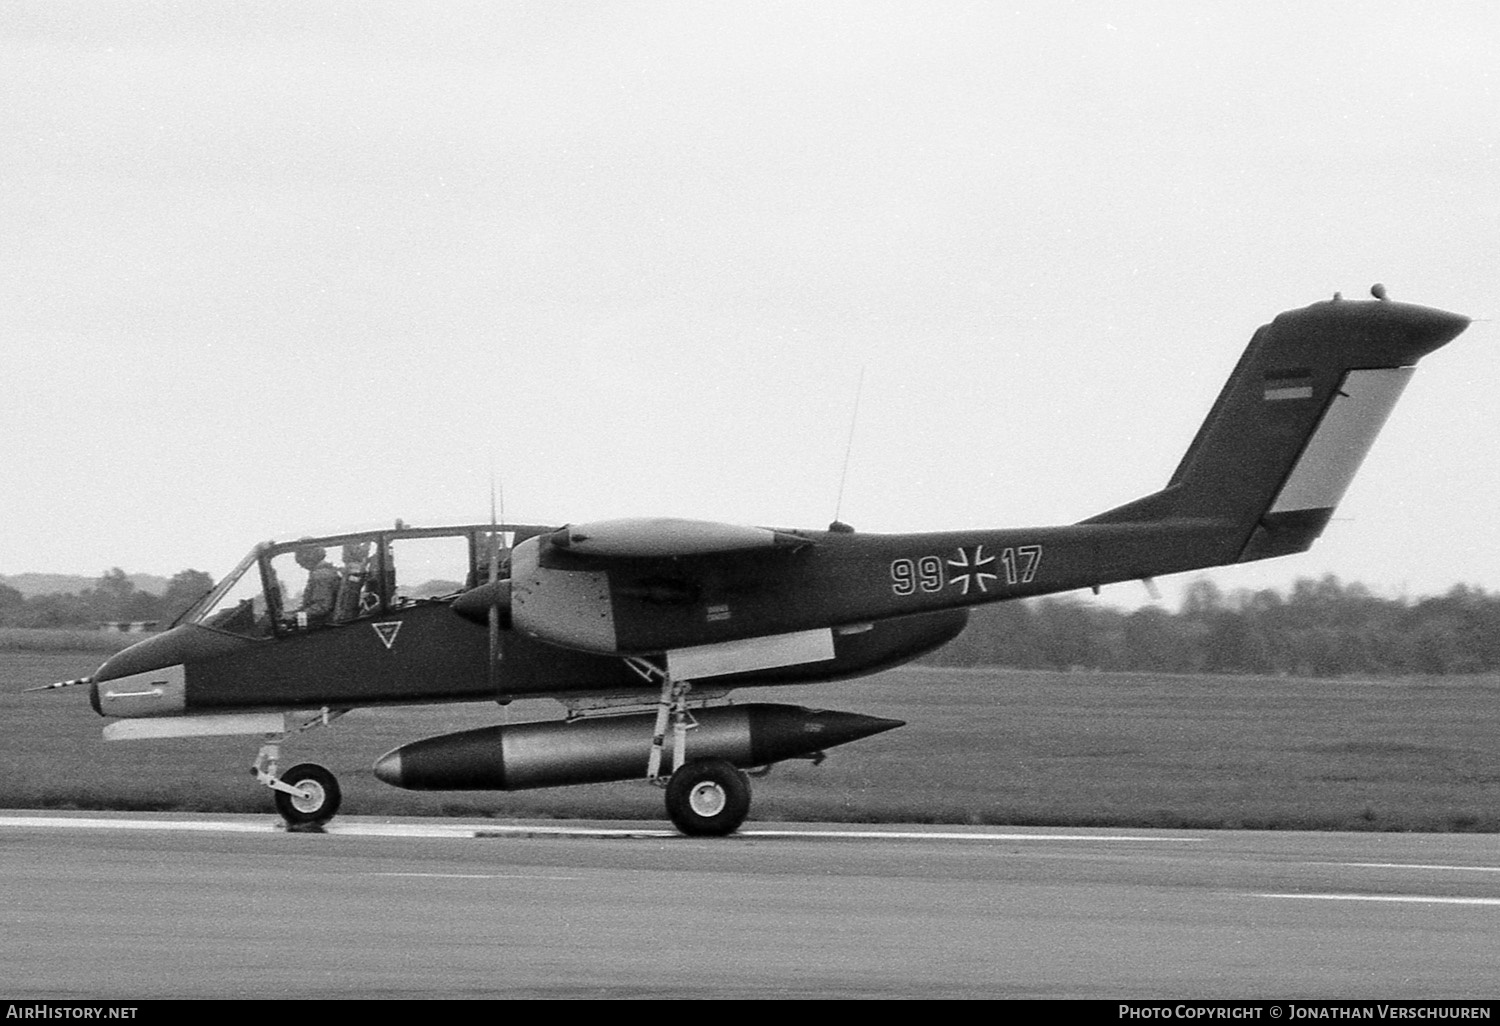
left=947, top=545, right=998, bottom=596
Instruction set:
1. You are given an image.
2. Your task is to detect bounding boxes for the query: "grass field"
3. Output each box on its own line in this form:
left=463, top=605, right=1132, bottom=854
left=0, top=628, right=139, bottom=653
left=5, top=647, right=1500, bottom=831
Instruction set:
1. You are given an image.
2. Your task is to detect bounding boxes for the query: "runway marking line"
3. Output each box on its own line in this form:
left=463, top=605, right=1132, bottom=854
left=1313, top=861, right=1500, bottom=874
left=0, top=814, right=1201, bottom=844
left=740, top=828, right=1200, bottom=843
left=367, top=872, right=581, bottom=881
left=0, top=814, right=270, bottom=833
left=1260, top=893, right=1500, bottom=907
left=346, top=822, right=673, bottom=839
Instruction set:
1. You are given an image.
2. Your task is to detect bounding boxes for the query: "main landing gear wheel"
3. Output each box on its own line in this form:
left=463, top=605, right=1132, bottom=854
left=273, top=763, right=342, bottom=828
left=665, top=758, right=751, bottom=837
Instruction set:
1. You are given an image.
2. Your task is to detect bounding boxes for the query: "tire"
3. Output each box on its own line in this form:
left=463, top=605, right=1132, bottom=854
left=274, top=763, right=342, bottom=827
left=665, top=758, right=751, bottom=837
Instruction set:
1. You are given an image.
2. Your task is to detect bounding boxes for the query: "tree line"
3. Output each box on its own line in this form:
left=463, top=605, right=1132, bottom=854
left=0, top=568, right=216, bottom=629
left=925, top=575, right=1500, bottom=676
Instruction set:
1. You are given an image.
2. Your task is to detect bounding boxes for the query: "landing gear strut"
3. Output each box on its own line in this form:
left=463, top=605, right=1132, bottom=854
left=629, top=657, right=755, bottom=837
left=252, top=707, right=347, bottom=828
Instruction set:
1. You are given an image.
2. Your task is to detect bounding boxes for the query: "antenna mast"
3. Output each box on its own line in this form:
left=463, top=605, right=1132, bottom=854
left=831, top=365, right=866, bottom=531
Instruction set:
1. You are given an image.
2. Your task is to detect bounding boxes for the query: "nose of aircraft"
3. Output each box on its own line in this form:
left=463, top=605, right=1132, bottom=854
left=84, top=625, right=253, bottom=716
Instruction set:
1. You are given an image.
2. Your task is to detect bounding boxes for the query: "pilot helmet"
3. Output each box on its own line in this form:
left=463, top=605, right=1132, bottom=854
left=295, top=545, right=328, bottom=569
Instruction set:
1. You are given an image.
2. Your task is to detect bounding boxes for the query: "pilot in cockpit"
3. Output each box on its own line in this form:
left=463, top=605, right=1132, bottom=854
left=285, top=545, right=341, bottom=628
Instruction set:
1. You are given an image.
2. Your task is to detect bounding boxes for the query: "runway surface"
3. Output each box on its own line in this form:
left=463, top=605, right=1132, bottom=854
left=2, top=811, right=1497, bottom=999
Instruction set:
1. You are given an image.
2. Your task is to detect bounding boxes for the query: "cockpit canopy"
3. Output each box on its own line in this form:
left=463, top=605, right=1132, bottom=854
left=188, top=523, right=553, bottom=639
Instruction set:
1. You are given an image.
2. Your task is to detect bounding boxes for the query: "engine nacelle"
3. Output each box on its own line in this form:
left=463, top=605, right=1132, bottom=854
left=508, top=535, right=620, bottom=652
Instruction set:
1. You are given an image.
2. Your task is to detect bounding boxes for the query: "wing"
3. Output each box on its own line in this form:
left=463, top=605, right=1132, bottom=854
left=450, top=517, right=816, bottom=651
left=545, top=518, right=813, bottom=558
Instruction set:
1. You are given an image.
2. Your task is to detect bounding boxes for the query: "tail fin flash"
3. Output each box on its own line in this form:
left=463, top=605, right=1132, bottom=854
left=1084, top=296, right=1469, bottom=563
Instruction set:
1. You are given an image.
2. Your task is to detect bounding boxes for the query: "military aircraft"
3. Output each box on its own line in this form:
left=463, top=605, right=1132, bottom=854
left=35, top=289, right=1471, bottom=835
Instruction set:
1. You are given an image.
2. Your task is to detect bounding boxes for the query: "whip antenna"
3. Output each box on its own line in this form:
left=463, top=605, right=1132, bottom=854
left=831, top=365, right=866, bottom=530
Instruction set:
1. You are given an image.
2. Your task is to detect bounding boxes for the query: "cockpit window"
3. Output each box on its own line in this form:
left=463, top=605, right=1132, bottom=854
left=196, top=557, right=273, bottom=639
left=332, top=539, right=383, bottom=620
left=191, top=526, right=537, bottom=638
left=266, top=537, right=386, bottom=630
left=268, top=546, right=338, bottom=628
left=388, top=534, right=470, bottom=606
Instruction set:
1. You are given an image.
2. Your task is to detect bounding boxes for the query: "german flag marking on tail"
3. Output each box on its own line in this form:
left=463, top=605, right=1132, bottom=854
left=1264, top=367, right=1314, bottom=401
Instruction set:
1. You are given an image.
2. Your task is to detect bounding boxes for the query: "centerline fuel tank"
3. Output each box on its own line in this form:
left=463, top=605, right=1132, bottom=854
left=373, top=703, right=902, bottom=791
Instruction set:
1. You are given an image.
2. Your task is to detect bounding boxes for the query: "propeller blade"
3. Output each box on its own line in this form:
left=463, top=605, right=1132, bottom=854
left=489, top=604, right=500, bottom=689
left=486, top=473, right=504, bottom=690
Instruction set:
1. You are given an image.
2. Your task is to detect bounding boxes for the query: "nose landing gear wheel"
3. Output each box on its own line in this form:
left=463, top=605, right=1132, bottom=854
left=274, top=763, right=342, bottom=827
left=665, top=758, right=751, bottom=837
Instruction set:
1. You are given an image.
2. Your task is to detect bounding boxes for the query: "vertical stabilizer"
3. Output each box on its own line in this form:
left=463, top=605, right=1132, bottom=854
left=1082, top=295, right=1469, bottom=564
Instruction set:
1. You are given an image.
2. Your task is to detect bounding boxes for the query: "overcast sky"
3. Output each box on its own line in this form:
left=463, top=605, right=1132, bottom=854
left=3, top=1, right=1496, bottom=608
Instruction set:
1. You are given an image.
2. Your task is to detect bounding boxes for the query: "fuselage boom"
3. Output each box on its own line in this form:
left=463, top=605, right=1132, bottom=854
left=514, top=516, right=1236, bottom=656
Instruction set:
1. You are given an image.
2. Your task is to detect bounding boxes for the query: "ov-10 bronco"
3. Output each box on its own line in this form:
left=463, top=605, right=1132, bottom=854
left=37, top=289, right=1471, bottom=835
